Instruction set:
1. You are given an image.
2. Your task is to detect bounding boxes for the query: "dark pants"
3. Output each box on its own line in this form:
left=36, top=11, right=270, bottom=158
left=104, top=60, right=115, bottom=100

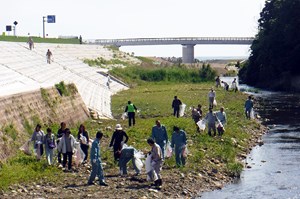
left=128, top=112, right=135, bottom=126
left=63, top=152, right=73, bottom=170
left=173, top=108, right=179, bottom=118
left=58, top=152, right=62, bottom=163
left=113, top=144, right=122, bottom=161
left=80, top=144, right=89, bottom=161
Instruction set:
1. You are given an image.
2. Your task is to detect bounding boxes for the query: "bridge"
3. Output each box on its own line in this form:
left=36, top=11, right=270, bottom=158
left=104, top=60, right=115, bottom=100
left=88, top=37, right=254, bottom=63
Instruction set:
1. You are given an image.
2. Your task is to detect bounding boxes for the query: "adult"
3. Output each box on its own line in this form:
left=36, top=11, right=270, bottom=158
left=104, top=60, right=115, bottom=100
left=28, top=37, right=34, bottom=50
left=125, top=101, right=138, bottom=127
left=109, top=124, right=129, bottom=162
left=46, top=49, right=53, bottom=64
left=57, top=128, right=77, bottom=171
left=171, top=126, right=187, bottom=167
left=57, top=122, right=66, bottom=164
left=204, top=108, right=219, bottom=136
left=88, top=131, right=108, bottom=186
left=77, top=124, right=89, bottom=163
left=215, top=76, right=221, bottom=88
left=119, top=146, right=140, bottom=176
left=221, top=81, right=229, bottom=91
left=208, top=88, right=216, bottom=109
left=232, top=78, right=238, bottom=92
left=215, top=107, right=227, bottom=136
left=245, top=96, right=254, bottom=119
left=106, top=73, right=111, bottom=89
left=44, top=128, right=56, bottom=165
left=172, top=96, right=182, bottom=118
left=31, top=124, right=45, bottom=160
left=192, top=105, right=202, bottom=132
left=151, top=120, right=168, bottom=159
left=147, top=138, right=163, bottom=188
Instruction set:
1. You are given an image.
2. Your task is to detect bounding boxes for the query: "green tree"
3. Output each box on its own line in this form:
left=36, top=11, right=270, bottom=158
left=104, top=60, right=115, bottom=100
left=239, top=0, right=300, bottom=91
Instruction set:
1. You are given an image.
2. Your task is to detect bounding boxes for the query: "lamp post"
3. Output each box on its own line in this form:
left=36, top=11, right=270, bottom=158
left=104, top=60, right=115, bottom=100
left=43, top=16, right=46, bottom=38
left=13, top=21, right=18, bottom=36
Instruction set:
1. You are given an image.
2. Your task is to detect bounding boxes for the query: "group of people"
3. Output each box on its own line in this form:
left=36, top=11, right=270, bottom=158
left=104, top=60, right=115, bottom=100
left=27, top=37, right=53, bottom=64
left=30, top=122, right=89, bottom=171
left=216, top=76, right=239, bottom=92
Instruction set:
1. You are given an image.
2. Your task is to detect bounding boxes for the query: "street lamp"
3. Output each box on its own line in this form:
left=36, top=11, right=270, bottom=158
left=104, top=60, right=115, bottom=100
left=13, top=21, right=18, bottom=36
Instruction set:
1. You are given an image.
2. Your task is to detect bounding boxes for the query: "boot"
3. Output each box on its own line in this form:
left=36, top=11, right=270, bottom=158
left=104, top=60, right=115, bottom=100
left=158, top=179, right=162, bottom=186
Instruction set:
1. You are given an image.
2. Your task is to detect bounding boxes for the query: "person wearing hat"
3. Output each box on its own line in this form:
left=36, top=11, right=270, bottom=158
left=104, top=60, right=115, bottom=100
left=125, top=100, right=138, bottom=127
left=88, top=131, right=108, bottom=186
left=109, top=124, right=129, bottom=162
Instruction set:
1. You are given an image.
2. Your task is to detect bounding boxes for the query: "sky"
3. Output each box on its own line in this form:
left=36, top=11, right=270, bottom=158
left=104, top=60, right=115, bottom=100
left=0, top=0, right=266, bottom=57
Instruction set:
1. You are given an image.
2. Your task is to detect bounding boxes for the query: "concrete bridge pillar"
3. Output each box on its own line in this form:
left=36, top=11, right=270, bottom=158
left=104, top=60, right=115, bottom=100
left=182, top=44, right=195, bottom=63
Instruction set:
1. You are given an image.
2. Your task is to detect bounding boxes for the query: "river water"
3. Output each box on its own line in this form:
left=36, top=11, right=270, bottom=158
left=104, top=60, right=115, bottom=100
left=200, top=86, right=300, bottom=199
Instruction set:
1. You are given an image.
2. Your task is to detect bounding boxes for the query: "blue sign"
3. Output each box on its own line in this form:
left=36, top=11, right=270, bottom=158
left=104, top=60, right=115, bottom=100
left=47, top=15, right=56, bottom=23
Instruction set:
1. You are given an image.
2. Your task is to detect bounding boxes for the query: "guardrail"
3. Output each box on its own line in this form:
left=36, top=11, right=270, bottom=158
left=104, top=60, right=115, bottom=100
left=87, top=37, right=254, bottom=46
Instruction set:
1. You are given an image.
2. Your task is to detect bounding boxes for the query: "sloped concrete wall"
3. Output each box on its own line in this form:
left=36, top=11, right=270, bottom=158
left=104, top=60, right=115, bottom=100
left=0, top=85, right=89, bottom=161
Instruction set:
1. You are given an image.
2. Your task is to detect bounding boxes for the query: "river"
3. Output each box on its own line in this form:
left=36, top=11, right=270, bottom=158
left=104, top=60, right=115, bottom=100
left=199, top=85, right=300, bottom=199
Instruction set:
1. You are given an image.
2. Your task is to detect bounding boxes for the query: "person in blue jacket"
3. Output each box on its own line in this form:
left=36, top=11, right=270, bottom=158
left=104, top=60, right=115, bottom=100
left=88, top=131, right=108, bottom=186
left=245, top=96, right=254, bottom=119
left=171, top=126, right=187, bottom=167
left=151, top=120, right=168, bottom=159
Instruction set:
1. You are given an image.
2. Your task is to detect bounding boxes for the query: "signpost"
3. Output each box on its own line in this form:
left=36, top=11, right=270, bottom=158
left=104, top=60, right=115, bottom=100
left=43, top=15, right=56, bottom=38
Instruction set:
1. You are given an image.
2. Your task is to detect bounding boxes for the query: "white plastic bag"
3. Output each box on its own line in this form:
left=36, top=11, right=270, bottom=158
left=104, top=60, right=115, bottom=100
left=250, top=109, right=255, bottom=119
left=165, top=141, right=173, bottom=158
left=134, top=151, right=145, bottom=159
left=145, top=154, right=153, bottom=173
left=213, top=99, right=217, bottom=106
left=179, top=103, right=186, bottom=117
left=182, top=146, right=189, bottom=158
left=20, top=140, right=31, bottom=156
left=74, top=144, right=85, bottom=166
left=121, top=112, right=127, bottom=120
left=197, top=120, right=206, bottom=131
left=134, top=157, right=143, bottom=172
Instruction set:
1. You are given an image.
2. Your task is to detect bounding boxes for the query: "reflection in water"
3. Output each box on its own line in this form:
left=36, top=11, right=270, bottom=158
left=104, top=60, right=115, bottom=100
left=200, top=88, right=300, bottom=199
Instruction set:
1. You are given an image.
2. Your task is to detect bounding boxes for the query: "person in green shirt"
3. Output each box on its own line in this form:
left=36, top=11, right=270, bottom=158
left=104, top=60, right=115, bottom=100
left=125, top=101, right=137, bottom=127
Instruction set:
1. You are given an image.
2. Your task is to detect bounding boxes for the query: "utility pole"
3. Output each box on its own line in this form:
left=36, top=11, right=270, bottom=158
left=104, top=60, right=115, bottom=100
left=43, top=16, right=46, bottom=38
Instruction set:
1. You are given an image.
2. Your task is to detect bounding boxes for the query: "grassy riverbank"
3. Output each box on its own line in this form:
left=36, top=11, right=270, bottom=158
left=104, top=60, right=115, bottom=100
left=0, top=35, right=80, bottom=44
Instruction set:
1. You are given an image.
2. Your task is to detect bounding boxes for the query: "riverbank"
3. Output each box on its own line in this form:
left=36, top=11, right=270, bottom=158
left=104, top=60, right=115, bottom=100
left=0, top=82, right=268, bottom=198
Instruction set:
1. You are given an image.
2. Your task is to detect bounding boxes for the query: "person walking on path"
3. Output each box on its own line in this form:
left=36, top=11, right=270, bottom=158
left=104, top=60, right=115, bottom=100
left=245, top=96, right=254, bottom=119
left=88, top=131, right=108, bottom=186
left=205, top=108, right=219, bottom=136
left=44, top=128, right=56, bottom=165
left=109, top=124, right=129, bottom=162
left=215, top=76, right=221, bottom=88
left=57, top=128, right=78, bottom=171
left=171, top=126, right=187, bottom=167
left=28, top=37, right=34, bottom=50
left=119, top=146, right=140, bottom=176
left=172, top=96, right=182, bottom=118
left=147, top=138, right=163, bottom=188
left=208, top=88, right=216, bottom=109
left=215, top=107, right=227, bottom=136
left=106, top=73, right=111, bottom=89
left=151, top=120, right=168, bottom=159
left=46, top=49, right=53, bottom=64
left=31, top=124, right=45, bottom=160
left=77, top=124, right=89, bottom=163
left=125, top=101, right=138, bottom=127
left=57, top=122, right=66, bottom=165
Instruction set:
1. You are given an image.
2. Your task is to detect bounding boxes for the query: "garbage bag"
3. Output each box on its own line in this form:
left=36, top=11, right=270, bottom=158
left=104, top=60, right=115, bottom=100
left=19, top=140, right=31, bottom=156
left=165, top=141, right=173, bottom=158
left=250, top=109, right=255, bottom=119
left=121, top=112, right=127, bottom=120
left=145, top=154, right=153, bottom=173
left=179, top=103, right=186, bottom=117
left=133, top=157, right=143, bottom=172
left=74, top=145, right=85, bottom=166
left=197, top=120, right=206, bottom=131
left=182, top=146, right=189, bottom=158
left=213, top=99, right=217, bottom=106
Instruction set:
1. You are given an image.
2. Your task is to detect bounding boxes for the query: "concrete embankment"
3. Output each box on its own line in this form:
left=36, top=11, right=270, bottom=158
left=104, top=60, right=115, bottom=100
left=0, top=84, right=89, bottom=161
